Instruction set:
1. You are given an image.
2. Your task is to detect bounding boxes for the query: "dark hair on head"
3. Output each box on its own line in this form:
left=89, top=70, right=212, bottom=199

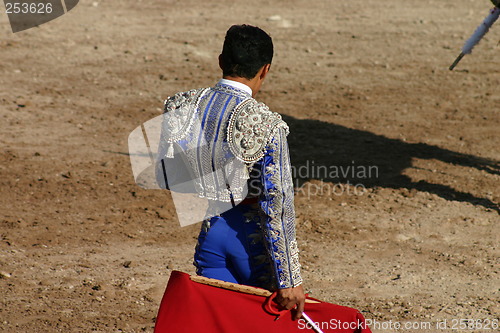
left=220, top=24, right=273, bottom=80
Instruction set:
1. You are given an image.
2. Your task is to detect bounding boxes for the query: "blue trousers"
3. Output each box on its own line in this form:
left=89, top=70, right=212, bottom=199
left=193, top=204, right=273, bottom=289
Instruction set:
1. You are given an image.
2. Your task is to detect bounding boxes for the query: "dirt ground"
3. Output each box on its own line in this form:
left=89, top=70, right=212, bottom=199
left=0, top=0, right=498, bottom=332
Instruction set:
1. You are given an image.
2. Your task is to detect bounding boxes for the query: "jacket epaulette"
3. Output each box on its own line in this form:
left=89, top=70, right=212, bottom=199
left=227, top=98, right=289, bottom=163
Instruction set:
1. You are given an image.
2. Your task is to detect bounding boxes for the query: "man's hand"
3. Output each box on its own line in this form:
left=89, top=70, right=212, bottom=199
left=275, top=285, right=306, bottom=320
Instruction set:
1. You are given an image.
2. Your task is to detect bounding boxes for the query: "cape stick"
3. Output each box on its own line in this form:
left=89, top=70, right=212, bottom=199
left=449, top=6, right=500, bottom=70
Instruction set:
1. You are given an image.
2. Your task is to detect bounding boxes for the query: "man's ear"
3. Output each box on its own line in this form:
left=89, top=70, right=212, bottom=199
left=260, top=64, right=271, bottom=80
left=218, top=54, right=224, bottom=71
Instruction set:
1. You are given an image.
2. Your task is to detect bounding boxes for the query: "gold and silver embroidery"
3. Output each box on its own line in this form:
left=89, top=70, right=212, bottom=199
left=161, top=83, right=302, bottom=289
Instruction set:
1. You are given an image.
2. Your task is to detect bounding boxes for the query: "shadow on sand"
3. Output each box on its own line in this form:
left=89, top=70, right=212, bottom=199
left=282, top=115, right=500, bottom=214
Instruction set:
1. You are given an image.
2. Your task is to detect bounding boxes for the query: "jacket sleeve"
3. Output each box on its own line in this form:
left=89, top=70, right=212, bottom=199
left=257, top=125, right=302, bottom=289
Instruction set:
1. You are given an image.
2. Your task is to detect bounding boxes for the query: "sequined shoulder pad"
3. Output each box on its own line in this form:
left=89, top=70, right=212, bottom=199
left=227, top=98, right=289, bottom=163
left=163, top=88, right=209, bottom=143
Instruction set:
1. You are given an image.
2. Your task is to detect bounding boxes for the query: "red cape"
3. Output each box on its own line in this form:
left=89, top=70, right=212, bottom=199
left=154, top=271, right=372, bottom=333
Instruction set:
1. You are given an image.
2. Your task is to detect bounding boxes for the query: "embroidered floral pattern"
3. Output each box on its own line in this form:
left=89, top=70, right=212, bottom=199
left=227, top=99, right=285, bottom=163
left=162, top=88, right=209, bottom=146
left=257, top=127, right=302, bottom=289
left=159, top=85, right=249, bottom=202
left=161, top=82, right=302, bottom=289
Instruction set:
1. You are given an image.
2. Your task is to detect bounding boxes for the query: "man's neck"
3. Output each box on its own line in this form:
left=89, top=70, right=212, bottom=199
left=220, top=78, right=253, bottom=96
left=222, top=76, right=258, bottom=97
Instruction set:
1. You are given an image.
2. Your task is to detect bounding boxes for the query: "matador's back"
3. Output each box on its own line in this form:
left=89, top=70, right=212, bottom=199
left=157, top=80, right=288, bottom=204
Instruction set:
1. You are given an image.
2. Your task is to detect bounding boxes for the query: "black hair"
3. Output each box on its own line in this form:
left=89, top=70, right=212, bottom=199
left=220, top=24, right=273, bottom=80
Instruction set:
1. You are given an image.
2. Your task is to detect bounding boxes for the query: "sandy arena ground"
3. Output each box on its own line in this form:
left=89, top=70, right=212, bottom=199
left=0, top=0, right=499, bottom=332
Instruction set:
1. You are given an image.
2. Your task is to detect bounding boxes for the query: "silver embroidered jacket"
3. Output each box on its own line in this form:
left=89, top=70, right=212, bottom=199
left=157, top=81, right=302, bottom=289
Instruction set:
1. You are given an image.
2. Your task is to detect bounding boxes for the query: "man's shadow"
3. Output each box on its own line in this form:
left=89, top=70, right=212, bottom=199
left=282, top=115, right=500, bottom=213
